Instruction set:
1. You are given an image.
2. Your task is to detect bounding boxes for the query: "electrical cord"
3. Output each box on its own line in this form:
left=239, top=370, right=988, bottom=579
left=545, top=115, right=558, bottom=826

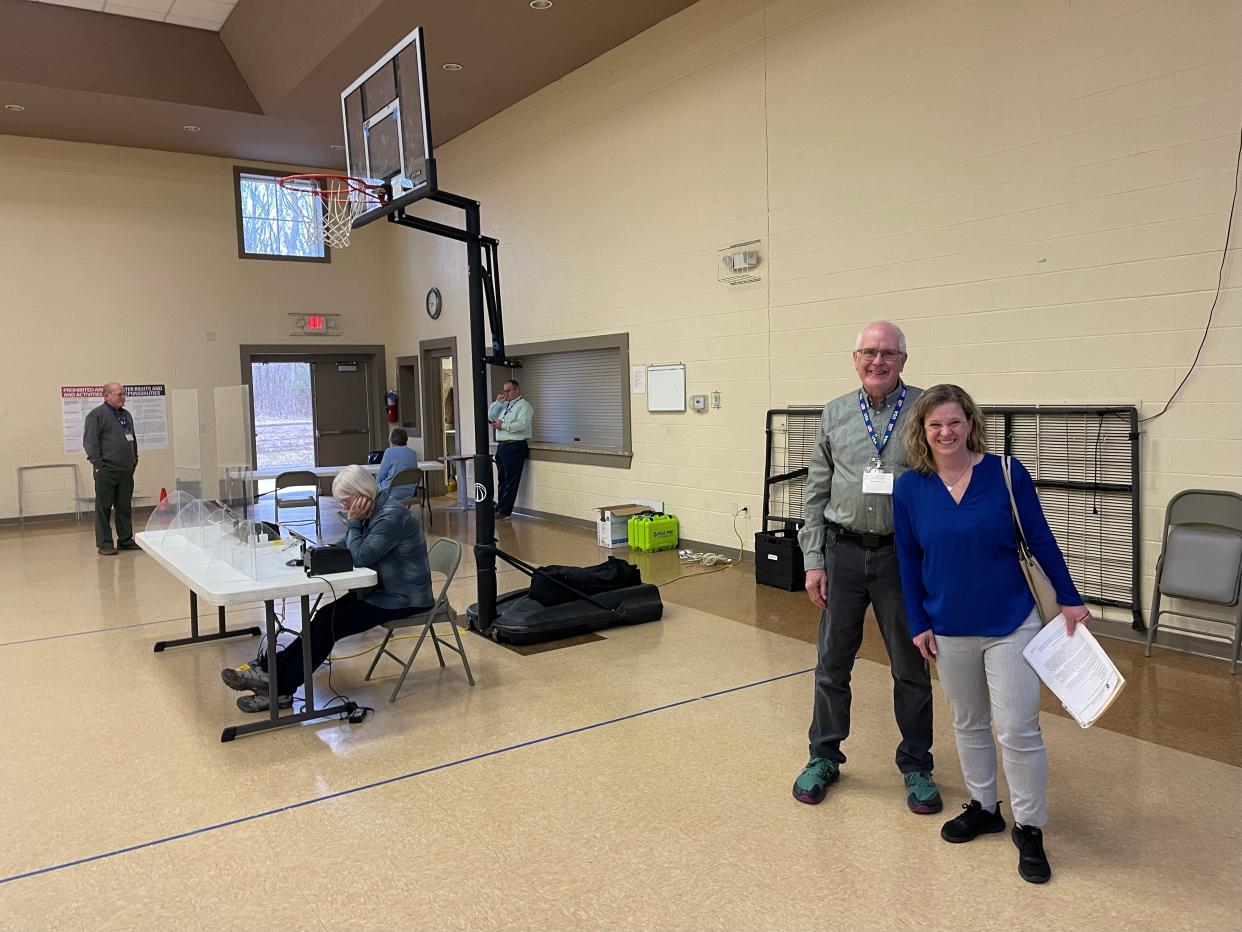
left=653, top=508, right=748, bottom=587
left=1139, top=117, right=1242, bottom=425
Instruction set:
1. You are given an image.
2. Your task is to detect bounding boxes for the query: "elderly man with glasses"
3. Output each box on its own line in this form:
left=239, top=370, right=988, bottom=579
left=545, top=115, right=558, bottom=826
left=791, top=320, right=940, bottom=815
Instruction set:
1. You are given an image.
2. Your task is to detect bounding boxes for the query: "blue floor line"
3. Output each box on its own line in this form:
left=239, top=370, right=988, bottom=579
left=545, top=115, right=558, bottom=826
left=0, top=665, right=813, bottom=887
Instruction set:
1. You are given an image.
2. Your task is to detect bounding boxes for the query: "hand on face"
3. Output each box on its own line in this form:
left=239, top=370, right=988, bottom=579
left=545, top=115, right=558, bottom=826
left=345, top=494, right=374, bottom=521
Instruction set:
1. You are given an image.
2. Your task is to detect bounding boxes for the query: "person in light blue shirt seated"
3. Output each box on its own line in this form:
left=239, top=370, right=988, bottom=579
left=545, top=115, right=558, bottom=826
left=376, top=427, right=420, bottom=502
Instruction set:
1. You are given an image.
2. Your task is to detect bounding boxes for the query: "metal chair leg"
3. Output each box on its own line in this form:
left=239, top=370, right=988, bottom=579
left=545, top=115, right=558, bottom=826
left=389, top=620, right=434, bottom=703
left=448, top=619, right=476, bottom=686
left=365, top=628, right=394, bottom=680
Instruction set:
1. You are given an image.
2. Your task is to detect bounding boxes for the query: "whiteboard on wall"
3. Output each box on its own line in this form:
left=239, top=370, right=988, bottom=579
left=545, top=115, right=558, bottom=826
left=646, top=364, right=686, bottom=412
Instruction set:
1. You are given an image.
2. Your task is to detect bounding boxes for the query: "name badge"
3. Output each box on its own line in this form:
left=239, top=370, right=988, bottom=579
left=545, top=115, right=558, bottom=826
left=124, top=432, right=135, bottom=442
left=862, top=464, right=894, bottom=495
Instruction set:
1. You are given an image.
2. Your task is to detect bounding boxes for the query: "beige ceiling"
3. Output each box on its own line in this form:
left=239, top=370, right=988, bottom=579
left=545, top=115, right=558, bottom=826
left=0, top=0, right=699, bottom=169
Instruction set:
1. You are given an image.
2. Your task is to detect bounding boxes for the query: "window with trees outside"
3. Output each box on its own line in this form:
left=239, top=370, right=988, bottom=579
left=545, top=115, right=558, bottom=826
left=233, top=167, right=330, bottom=262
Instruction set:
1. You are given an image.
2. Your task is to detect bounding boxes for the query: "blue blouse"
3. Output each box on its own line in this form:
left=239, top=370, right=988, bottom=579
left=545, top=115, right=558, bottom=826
left=893, top=454, right=1082, bottom=638
left=376, top=445, right=420, bottom=501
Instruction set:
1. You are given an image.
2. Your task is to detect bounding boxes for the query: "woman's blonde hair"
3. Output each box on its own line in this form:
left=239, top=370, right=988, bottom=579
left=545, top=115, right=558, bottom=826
left=331, top=463, right=378, bottom=503
left=902, top=384, right=988, bottom=475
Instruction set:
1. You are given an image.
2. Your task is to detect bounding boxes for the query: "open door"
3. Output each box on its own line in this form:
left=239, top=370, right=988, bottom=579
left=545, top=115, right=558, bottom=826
left=419, top=338, right=459, bottom=497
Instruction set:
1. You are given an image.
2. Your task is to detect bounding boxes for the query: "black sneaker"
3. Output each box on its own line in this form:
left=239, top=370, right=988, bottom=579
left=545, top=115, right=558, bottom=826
left=941, top=800, right=1006, bottom=843
left=1012, top=824, right=1052, bottom=884
left=236, top=693, right=294, bottom=714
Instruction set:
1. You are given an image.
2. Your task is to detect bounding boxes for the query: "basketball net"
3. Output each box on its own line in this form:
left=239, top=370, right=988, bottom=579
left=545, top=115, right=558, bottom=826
left=277, top=174, right=387, bottom=249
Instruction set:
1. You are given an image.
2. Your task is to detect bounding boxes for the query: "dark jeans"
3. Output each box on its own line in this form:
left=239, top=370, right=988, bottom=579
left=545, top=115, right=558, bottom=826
left=263, top=591, right=427, bottom=693
left=94, top=467, right=135, bottom=548
left=494, top=439, right=528, bottom=516
left=807, top=535, right=934, bottom=773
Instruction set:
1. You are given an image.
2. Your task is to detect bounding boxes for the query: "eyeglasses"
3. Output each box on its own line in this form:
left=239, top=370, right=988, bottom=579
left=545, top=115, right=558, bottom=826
left=855, top=348, right=904, bottom=362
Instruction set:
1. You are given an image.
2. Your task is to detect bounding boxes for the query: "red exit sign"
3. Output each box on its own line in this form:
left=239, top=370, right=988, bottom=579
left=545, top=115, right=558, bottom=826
left=289, top=313, right=341, bottom=336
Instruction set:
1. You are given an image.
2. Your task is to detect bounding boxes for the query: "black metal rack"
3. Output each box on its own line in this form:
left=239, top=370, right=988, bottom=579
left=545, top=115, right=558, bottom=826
left=759, top=404, right=1144, bottom=630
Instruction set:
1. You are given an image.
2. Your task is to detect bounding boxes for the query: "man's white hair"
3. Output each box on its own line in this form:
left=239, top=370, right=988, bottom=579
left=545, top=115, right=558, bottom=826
left=854, top=320, right=907, bottom=354
left=332, top=464, right=378, bottom=503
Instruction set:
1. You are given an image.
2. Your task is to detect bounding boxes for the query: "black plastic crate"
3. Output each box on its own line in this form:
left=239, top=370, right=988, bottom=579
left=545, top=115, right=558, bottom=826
left=755, top=528, right=805, bottom=591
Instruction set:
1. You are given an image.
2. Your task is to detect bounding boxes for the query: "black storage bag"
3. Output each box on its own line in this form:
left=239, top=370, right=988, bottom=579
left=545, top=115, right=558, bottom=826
left=485, top=583, right=664, bottom=645
left=528, top=556, right=642, bottom=607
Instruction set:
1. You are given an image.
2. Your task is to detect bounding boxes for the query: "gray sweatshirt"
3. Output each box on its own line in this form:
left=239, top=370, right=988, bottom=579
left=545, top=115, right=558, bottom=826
left=83, top=403, right=139, bottom=471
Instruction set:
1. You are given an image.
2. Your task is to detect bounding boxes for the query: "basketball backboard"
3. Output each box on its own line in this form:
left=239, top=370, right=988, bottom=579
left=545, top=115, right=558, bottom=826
left=341, top=25, right=437, bottom=208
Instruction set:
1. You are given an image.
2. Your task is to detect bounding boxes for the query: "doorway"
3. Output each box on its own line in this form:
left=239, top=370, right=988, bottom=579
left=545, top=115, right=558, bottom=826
left=241, top=345, right=387, bottom=492
left=418, top=337, right=459, bottom=497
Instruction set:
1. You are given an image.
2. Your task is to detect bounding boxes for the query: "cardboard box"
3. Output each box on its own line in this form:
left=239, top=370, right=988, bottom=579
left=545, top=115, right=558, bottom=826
left=596, top=498, right=664, bottom=548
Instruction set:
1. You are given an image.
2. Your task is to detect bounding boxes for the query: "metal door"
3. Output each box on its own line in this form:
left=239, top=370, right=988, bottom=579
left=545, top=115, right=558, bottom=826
left=311, top=360, right=372, bottom=467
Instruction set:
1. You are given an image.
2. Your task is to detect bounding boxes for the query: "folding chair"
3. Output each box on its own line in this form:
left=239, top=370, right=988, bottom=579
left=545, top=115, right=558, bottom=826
left=364, top=538, right=473, bottom=701
left=391, top=467, right=432, bottom=530
left=1145, top=489, right=1242, bottom=674
left=274, top=470, right=321, bottom=536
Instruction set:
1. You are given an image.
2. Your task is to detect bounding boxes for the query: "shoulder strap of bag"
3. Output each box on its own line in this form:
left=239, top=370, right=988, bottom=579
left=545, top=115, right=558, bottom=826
left=1001, top=455, right=1033, bottom=553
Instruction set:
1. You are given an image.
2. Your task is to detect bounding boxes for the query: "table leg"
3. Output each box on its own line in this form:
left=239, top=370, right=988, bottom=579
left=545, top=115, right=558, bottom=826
left=220, top=597, right=356, bottom=742
left=444, top=460, right=474, bottom=512
left=153, top=590, right=262, bottom=652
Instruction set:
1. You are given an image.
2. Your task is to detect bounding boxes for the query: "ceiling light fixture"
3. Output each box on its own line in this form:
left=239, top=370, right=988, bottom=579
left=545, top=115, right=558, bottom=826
left=443, top=63, right=463, bottom=72
left=530, top=0, right=553, bottom=9
left=4, top=104, right=26, bottom=112
left=181, top=124, right=201, bottom=132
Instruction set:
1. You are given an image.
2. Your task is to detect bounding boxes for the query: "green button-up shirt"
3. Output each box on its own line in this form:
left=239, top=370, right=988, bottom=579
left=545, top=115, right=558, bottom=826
left=796, top=382, right=923, bottom=571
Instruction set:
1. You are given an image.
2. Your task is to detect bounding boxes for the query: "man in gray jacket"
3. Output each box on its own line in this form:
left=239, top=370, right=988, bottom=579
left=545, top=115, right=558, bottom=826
left=792, top=321, right=938, bottom=815
left=83, top=381, right=139, bottom=556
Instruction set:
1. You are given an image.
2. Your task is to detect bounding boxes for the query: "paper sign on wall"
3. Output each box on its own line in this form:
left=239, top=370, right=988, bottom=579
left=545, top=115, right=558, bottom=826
left=62, top=384, right=169, bottom=454
left=631, top=365, right=646, bottom=394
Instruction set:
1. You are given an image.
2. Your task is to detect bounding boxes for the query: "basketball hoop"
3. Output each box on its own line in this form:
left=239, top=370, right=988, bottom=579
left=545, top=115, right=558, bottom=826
left=277, top=174, right=388, bottom=249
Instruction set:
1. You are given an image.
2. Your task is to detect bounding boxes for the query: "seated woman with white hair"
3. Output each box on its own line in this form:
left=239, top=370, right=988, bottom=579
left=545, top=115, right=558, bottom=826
left=220, top=464, right=434, bottom=712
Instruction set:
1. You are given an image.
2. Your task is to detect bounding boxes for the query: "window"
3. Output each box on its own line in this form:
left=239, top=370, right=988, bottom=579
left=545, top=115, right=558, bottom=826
left=496, top=334, right=632, bottom=468
left=233, top=167, right=330, bottom=262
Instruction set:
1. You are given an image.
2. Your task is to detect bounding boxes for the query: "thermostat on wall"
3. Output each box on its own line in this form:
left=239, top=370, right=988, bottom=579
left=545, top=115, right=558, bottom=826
left=289, top=313, right=342, bottom=336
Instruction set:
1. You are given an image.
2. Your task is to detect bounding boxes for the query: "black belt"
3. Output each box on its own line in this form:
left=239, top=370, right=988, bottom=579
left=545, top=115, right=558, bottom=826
left=496, top=439, right=527, bottom=445
left=827, top=522, right=894, bottom=549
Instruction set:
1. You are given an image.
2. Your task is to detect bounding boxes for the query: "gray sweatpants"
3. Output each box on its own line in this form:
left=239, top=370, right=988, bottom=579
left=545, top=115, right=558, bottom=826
left=933, top=609, right=1048, bottom=827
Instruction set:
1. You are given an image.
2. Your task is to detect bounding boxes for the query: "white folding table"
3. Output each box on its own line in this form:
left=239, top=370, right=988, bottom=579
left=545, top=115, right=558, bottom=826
left=137, top=530, right=377, bottom=742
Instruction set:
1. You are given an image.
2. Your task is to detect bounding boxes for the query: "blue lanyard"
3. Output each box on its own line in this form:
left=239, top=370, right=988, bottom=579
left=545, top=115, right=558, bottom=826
left=858, top=385, right=906, bottom=460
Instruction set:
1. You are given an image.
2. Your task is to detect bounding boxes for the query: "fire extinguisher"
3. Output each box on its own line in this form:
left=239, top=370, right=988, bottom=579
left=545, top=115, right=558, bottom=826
left=385, top=390, right=399, bottom=424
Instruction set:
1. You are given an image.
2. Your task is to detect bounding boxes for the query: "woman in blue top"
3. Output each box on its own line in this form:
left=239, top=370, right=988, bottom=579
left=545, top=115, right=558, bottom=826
left=220, top=465, right=433, bottom=712
left=376, top=427, right=420, bottom=501
left=892, top=384, right=1091, bottom=885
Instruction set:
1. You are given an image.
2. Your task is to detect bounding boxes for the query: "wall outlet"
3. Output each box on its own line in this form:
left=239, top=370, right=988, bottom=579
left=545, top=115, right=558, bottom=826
left=729, top=503, right=750, bottom=516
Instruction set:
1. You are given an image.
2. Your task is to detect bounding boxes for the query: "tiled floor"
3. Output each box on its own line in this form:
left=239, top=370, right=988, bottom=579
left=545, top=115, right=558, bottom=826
left=1, top=502, right=1240, bottom=930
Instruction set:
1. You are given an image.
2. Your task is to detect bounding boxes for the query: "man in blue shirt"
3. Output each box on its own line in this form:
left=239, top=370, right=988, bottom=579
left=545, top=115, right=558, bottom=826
left=487, top=379, right=534, bottom=520
left=791, top=321, right=940, bottom=815
left=82, top=381, right=139, bottom=556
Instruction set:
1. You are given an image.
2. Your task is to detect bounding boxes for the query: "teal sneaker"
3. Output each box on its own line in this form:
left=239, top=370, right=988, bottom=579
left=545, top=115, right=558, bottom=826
left=904, top=771, right=943, bottom=814
left=792, top=756, right=839, bottom=804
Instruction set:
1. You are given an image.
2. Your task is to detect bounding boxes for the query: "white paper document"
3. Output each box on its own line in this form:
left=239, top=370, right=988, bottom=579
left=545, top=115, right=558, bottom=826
left=1022, top=615, right=1125, bottom=729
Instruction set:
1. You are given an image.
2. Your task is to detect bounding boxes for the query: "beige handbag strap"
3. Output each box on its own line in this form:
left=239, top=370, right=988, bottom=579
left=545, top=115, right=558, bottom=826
left=1001, top=455, right=1033, bottom=553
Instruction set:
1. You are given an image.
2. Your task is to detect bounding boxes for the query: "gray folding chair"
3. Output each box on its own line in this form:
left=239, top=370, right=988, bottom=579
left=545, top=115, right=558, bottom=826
left=274, top=470, right=321, bottom=536
left=1145, top=489, right=1242, bottom=674
left=364, top=538, right=474, bottom=701
left=391, top=467, right=432, bottom=529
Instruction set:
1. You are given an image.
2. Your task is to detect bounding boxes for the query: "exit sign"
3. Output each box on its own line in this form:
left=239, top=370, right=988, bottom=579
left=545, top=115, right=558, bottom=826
left=290, top=313, right=342, bottom=336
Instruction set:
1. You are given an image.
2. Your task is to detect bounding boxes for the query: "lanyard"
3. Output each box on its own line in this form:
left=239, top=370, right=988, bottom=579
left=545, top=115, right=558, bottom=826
left=858, top=385, right=906, bottom=460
